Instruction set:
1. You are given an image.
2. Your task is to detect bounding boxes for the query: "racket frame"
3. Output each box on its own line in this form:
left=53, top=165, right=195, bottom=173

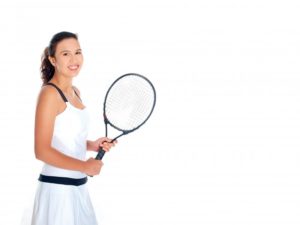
left=95, top=73, right=156, bottom=160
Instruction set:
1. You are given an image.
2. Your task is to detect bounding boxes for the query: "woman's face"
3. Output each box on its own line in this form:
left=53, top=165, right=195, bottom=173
left=49, top=38, right=83, bottom=78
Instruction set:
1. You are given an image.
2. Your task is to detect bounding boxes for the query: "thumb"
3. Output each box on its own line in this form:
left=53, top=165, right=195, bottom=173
left=100, top=137, right=112, bottom=145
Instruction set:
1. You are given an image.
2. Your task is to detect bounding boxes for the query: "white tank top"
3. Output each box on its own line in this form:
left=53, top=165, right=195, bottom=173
left=41, top=84, right=89, bottom=179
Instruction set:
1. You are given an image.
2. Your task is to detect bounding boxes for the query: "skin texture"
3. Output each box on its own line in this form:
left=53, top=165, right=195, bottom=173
left=35, top=38, right=116, bottom=176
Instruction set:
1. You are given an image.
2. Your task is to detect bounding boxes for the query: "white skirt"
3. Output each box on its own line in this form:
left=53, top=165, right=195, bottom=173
left=31, top=182, right=98, bottom=225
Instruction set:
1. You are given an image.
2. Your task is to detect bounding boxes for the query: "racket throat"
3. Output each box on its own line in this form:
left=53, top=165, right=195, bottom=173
left=95, top=131, right=129, bottom=161
left=112, top=131, right=130, bottom=142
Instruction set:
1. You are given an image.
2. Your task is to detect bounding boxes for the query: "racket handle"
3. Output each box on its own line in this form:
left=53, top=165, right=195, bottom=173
left=89, top=148, right=105, bottom=177
left=95, top=147, right=106, bottom=160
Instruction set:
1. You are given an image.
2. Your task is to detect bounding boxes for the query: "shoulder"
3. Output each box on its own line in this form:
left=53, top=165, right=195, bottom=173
left=36, top=85, right=64, bottom=114
left=35, top=86, right=61, bottom=140
left=38, top=84, right=61, bottom=103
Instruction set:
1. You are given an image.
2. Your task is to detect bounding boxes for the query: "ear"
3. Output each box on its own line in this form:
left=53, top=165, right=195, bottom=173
left=48, top=56, right=56, bottom=66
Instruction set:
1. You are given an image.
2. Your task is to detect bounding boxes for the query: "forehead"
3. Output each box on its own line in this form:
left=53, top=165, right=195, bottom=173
left=56, top=38, right=81, bottom=51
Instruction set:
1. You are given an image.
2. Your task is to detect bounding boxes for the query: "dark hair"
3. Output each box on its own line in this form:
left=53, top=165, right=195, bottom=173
left=40, top=31, right=78, bottom=84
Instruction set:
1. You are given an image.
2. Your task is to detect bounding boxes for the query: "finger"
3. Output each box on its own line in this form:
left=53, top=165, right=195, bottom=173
left=110, top=141, right=117, bottom=146
left=105, top=143, right=114, bottom=149
left=101, top=145, right=108, bottom=151
left=100, top=140, right=111, bottom=147
left=99, top=142, right=107, bottom=148
left=102, top=137, right=112, bottom=143
left=105, top=142, right=113, bottom=147
left=103, top=142, right=109, bottom=148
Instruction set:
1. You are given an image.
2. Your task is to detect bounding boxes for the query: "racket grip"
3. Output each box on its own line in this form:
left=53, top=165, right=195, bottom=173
left=95, top=147, right=106, bottom=160
left=89, top=148, right=106, bottom=177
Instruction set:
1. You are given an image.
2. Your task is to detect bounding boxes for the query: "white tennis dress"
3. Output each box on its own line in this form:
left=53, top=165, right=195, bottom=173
left=31, top=84, right=98, bottom=225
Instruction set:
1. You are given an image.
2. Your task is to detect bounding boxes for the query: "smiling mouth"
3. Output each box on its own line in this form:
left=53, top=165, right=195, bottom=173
left=68, top=65, right=80, bottom=70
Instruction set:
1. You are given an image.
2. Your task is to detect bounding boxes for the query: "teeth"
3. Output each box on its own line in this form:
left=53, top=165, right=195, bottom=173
left=69, top=65, right=79, bottom=70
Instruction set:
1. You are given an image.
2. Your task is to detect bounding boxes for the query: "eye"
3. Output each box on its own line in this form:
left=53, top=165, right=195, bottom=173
left=76, top=51, right=82, bottom=55
left=63, top=52, right=69, bottom=56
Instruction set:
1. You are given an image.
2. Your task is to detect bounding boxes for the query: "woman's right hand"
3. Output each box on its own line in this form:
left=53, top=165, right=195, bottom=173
left=82, top=158, right=103, bottom=176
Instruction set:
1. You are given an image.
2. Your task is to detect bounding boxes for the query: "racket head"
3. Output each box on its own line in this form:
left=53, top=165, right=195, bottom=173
left=103, top=73, right=156, bottom=133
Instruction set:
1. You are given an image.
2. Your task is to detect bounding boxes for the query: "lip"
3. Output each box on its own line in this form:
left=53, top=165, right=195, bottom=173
left=68, top=65, right=80, bottom=71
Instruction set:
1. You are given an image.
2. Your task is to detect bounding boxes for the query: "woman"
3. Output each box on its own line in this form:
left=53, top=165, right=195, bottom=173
left=31, top=31, right=115, bottom=225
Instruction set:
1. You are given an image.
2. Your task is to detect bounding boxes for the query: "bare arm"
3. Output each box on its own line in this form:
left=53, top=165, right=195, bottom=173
left=87, top=140, right=97, bottom=151
left=34, top=86, right=100, bottom=175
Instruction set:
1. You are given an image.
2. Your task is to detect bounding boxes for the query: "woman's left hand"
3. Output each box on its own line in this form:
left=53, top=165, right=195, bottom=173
left=88, top=137, right=117, bottom=152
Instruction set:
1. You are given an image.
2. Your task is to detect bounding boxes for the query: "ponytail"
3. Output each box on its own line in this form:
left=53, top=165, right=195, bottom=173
left=40, top=47, right=55, bottom=85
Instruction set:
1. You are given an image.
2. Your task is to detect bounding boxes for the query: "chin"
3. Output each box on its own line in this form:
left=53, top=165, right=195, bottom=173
left=66, top=70, right=81, bottom=78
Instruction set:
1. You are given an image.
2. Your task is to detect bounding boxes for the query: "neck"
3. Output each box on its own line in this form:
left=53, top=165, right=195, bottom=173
left=50, top=74, right=74, bottom=93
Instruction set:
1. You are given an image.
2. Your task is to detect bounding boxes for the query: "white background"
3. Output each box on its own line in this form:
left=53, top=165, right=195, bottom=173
left=1, top=0, right=300, bottom=224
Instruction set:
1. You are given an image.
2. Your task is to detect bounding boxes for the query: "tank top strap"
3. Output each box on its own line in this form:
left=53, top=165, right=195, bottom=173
left=46, top=83, right=68, bottom=102
left=72, top=87, right=82, bottom=102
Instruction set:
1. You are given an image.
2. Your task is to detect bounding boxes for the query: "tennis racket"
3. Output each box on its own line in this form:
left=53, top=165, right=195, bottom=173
left=95, top=73, right=156, bottom=160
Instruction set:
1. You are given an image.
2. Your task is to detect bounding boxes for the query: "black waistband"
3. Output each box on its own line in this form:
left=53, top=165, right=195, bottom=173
left=38, top=174, right=87, bottom=186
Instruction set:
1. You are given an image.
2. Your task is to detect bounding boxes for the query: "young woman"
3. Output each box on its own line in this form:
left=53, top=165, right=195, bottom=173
left=31, top=31, right=115, bottom=225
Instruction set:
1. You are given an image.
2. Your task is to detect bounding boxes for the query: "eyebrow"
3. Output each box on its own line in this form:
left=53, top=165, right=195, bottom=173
left=60, top=49, right=82, bottom=53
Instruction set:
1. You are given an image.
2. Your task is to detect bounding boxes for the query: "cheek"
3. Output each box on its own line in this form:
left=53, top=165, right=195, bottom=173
left=78, top=55, right=84, bottom=64
left=53, top=57, right=63, bottom=67
left=55, top=61, right=68, bottom=72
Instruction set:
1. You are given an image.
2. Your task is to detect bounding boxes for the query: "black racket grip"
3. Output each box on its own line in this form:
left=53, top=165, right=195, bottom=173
left=89, top=148, right=105, bottom=177
left=95, top=147, right=106, bottom=160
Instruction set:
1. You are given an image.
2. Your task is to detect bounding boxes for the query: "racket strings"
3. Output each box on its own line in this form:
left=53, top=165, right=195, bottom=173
left=105, top=75, right=155, bottom=131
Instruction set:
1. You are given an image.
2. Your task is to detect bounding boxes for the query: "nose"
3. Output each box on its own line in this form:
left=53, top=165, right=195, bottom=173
left=69, top=54, right=77, bottom=64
